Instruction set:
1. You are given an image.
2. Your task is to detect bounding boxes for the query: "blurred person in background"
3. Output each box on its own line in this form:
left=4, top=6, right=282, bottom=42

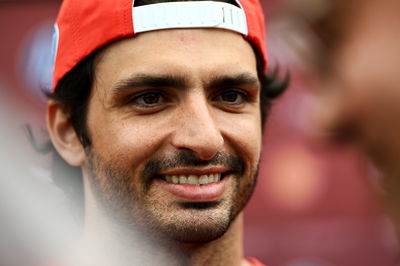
left=304, top=0, right=400, bottom=241
left=42, top=0, right=287, bottom=265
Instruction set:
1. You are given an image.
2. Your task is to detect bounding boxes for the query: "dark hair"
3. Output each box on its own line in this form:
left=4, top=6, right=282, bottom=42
left=42, top=0, right=289, bottom=218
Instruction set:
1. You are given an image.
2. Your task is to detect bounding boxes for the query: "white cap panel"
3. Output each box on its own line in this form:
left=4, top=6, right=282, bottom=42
left=133, top=1, right=248, bottom=35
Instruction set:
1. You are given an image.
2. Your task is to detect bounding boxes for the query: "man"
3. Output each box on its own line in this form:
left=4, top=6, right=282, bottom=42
left=45, top=0, right=286, bottom=265
left=306, top=0, right=400, bottom=239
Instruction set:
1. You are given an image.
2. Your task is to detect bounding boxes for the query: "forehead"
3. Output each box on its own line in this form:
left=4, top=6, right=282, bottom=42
left=93, top=28, right=257, bottom=91
left=316, top=0, right=399, bottom=40
left=326, top=0, right=400, bottom=60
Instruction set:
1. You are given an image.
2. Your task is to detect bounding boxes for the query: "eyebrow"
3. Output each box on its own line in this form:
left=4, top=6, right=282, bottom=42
left=111, top=72, right=260, bottom=97
left=207, top=73, right=260, bottom=90
left=112, top=74, right=188, bottom=96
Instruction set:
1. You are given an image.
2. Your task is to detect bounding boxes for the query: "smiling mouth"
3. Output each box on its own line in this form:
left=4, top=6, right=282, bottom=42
left=159, top=173, right=224, bottom=185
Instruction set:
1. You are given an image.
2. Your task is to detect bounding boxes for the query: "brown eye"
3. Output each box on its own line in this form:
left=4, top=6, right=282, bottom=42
left=129, top=91, right=167, bottom=108
left=142, top=93, right=161, bottom=105
left=219, top=90, right=247, bottom=105
left=222, top=91, right=239, bottom=103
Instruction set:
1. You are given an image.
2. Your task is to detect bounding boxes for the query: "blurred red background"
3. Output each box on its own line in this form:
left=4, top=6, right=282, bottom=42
left=0, top=0, right=398, bottom=265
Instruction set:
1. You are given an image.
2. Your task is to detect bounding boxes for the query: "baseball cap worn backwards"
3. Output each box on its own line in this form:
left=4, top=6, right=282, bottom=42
left=51, top=0, right=267, bottom=90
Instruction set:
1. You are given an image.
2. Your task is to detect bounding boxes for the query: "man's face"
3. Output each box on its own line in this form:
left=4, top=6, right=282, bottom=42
left=311, top=0, right=400, bottom=175
left=82, top=29, right=261, bottom=243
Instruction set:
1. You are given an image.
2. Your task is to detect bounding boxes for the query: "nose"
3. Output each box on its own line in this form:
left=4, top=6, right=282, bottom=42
left=311, top=87, right=345, bottom=136
left=171, top=97, right=224, bottom=161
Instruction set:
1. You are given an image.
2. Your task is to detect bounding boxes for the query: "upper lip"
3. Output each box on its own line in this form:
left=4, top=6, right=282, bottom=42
left=159, top=167, right=229, bottom=176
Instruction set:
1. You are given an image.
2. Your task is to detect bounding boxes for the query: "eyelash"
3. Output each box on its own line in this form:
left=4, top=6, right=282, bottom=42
left=128, top=90, right=169, bottom=108
left=216, top=89, right=250, bottom=104
left=126, top=88, right=252, bottom=111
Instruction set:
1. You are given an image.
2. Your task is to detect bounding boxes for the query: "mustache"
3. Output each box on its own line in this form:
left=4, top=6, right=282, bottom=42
left=140, top=150, right=244, bottom=183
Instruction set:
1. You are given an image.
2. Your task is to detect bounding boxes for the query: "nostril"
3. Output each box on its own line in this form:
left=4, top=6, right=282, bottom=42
left=196, top=144, right=223, bottom=161
left=170, top=128, right=223, bottom=160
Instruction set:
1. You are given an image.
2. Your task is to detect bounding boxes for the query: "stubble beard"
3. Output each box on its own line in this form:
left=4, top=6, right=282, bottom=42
left=85, top=149, right=259, bottom=244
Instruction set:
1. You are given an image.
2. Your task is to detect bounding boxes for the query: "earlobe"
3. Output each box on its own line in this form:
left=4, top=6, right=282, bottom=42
left=46, top=100, right=86, bottom=166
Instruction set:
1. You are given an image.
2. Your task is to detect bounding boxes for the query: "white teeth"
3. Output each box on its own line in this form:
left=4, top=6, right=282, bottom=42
left=188, top=175, right=198, bottom=185
left=208, top=173, right=221, bottom=182
left=179, top=175, right=188, bottom=184
left=199, top=175, right=208, bottom=185
left=164, top=173, right=223, bottom=185
left=172, top=175, right=179, bottom=184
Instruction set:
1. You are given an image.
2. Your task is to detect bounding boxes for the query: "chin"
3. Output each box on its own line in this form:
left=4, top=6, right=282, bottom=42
left=167, top=225, right=230, bottom=243
left=163, top=216, right=233, bottom=243
left=140, top=202, right=239, bottom=244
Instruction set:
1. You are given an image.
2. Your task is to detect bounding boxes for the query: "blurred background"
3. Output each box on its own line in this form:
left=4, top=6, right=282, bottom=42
left=0, top=0, right=398, bottom=265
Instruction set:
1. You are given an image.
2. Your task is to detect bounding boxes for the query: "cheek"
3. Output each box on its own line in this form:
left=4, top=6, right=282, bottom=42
left=313, top=49, right=377, bottom=133
left=219, top=113, right=262, bottom=165
left=88, top=115, right=169, bottom=168
left=312, top=85, right=346, bottom=132
left=332, top=34, right=394, bottom=118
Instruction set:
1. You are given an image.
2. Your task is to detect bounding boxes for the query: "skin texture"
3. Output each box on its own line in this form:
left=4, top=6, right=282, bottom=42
left=310, top=0, right=400, bottom=235
left=47, top=28, right=261, bottom=266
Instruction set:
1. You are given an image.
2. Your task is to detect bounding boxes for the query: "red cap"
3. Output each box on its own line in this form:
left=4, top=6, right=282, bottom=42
left=51, top=0, right=267, bottom=90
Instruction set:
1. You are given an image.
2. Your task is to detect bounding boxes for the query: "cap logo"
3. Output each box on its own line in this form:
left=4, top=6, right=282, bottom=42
left=50, top=24, right=59, bottom=85
left=132, top=1, right=248, bottom=35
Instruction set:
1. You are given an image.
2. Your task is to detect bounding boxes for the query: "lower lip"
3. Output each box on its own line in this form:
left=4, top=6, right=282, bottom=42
left=155, top=177, right=228, bottom=202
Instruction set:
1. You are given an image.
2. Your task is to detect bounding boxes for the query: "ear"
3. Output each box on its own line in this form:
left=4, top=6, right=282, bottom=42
left=46, top=100, right=86, bottom=166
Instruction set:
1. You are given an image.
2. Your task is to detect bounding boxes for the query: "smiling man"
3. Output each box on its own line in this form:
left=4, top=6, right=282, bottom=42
left=45, top=0, right=286, bottom=265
